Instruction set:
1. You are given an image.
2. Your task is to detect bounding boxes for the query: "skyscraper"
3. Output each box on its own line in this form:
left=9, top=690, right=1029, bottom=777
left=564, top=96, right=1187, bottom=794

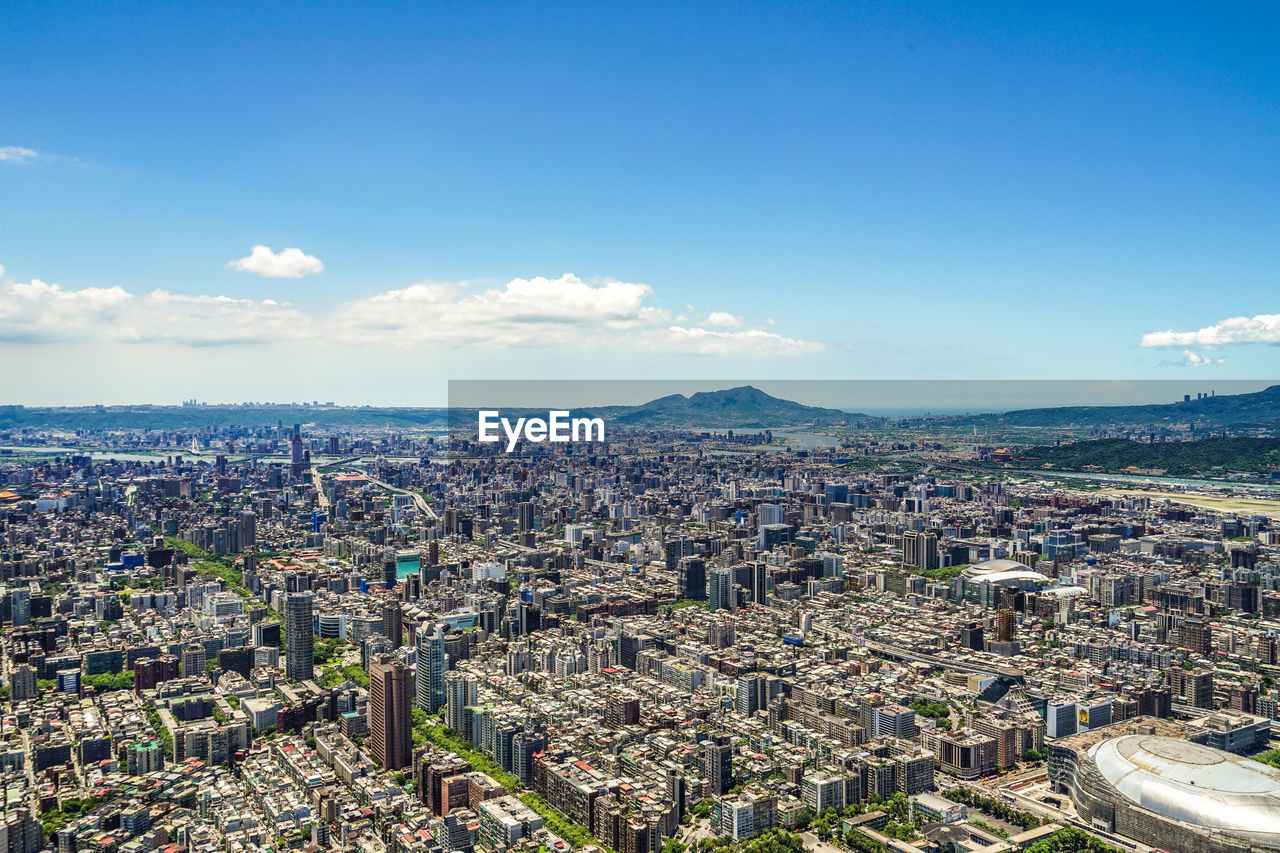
left=678, top=556, right=706, bottom=601
left=416, top=623, right=446, bottom=713
left=902, top=530, right=939, bottom=570
left=369, top=655, right=412, bottom=770
left=994, top=609, right=1017, bottom=643
left=758, top=503, right=784, bottom=528
left=382, top=599, right=403, bottom=648
left=709, top=567, right=734, bottom=611
left=445, top=672, right=478, bottom=738
left=289, top=424, right=305, bottom=478
left=285, top=592, right=314, bottom=682
left=703, top=734, right=733, bottom=795
left=750, top=561, right=768, bottom=605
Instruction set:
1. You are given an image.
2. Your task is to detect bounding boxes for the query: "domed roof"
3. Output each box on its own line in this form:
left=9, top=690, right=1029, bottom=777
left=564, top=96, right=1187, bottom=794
left=960, top=559, right=1048, bottom=584
left=1089, top=735, right=1280, bottom=843
left=966, top=558, right=1026, bottom=574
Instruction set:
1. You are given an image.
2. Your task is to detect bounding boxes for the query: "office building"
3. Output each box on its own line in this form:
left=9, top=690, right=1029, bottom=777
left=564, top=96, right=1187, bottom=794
left=285, top=593, right=314, bottom=682
left=369, top=655, right=412, bottom=770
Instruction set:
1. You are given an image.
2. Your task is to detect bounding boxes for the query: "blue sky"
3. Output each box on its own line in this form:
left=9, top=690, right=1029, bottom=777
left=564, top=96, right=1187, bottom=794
left=1, top=1, right=1277, bottom=404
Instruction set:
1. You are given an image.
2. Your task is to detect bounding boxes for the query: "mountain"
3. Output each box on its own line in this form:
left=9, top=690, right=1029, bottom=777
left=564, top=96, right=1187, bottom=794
left=0, top=387, right=870, bottom=433
left=601, top=385, right=871, bottom=428
left=961, top=384, right=1280, bottom=429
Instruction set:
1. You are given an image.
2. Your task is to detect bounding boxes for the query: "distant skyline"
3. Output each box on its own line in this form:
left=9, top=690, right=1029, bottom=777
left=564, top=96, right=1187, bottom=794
left=2, top=2, right=1278, bottom=404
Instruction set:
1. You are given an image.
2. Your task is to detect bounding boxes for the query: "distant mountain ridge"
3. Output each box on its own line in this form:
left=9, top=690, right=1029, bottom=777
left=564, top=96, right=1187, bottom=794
left=3, top=383, right=1278, bottom=432
left=961, top=384, right=1280, bottom=429
left=0, top=387, right=867, bottom=432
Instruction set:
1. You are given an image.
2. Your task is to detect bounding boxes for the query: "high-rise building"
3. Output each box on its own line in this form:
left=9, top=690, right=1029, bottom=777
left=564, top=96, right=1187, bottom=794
left=180, top=644, right=206, bottom=678
left=1180, top=617, right=1213, bottom=656
left=2, top=807, right=42, bottom=853
left=445, top=672, right=478, bottom=737
left=605, top=693, right=640, bottom=728
left=218, top=647, right=253, bottom=679
left=709, top=567, right=734, bottom=611
left=133, top=656, right=180, bottom=693
left=9, top=664, right=36, bottom=702
left=758, top=504, right=785, bottom=528
left=10, top=587, right=30, bottom=626
left=750, top=561, right=769, bottom=605
left=1167, top=667, right=1214, bottom=709
left=382, top=599, right=403, bottom=648
left=902, top=530, right=939, bottom=570
left=994, top=609, right=1017, bottom=643
left=678, top=556, right=706, bottom=601
left=253, top=621, right=281, bottom=648
left=703, top=734, right=733, bottom=795
left=417, top=623, right=447, bottom=713
left=735, top=675, right=765, bottom=716
left=513, top=719, right=548, bottom=784
left=369, top=655, right=412, bottom=770
left=290, top=424, right=305, bottom=477
left=285, top=593, right=315, bottom=682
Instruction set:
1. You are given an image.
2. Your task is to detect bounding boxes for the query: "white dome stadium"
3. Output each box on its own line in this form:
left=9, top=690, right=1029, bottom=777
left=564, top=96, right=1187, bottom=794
left=1088, top=735, right=1280, bottom=845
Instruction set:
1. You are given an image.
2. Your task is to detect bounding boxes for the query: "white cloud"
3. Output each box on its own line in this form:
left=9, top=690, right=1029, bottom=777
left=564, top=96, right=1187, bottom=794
left=0, top=146, right=39, bottom=164
left=333, top=274, right=667, bottom=348
left=1141, top=313, right=1280, bottom=348
left=706, top=311, right=743, bottom=328
left=1180, top=350, right=1224, bottom=368
left=226, top=245, right=325, bottom=279
left=333, top=273, right=821, bottom=354
left=660, top=326, right=823, bottom=356
left=0, top=274, right=307, bottom=346
left=0, top=267, right=821, bottom=356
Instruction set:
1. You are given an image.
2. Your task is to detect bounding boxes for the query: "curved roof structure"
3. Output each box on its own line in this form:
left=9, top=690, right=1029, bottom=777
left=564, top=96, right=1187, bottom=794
left=960, top=559, right=1048, bottom=584
left=964, top=558, right=1026, bottom=575
left=958, top=559, right=1049, bottom=586
left=1038, top=585, right=1089, bottom=598
left=1089, top=735, right=1280, bottom=845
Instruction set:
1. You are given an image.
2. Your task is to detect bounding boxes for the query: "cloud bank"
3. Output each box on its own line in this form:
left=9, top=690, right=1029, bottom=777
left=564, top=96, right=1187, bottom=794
left=0, top=269, right=819, bottom=356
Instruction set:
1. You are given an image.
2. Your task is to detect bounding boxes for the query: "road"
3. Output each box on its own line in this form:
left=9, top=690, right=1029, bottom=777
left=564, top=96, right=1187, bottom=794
left=496, top=538, right=618, bottom=572
left=361, top=474, right=439, bottom=520
left=863, top=640, right=1001, bottom=677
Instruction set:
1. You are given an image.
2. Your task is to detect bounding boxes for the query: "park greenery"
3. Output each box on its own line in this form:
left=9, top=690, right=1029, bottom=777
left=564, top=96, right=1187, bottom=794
left=916, top=565, right=966, bottom=582
left=407, top=714, right=621, bottom=853
left=1251, top=748, right=1280, bottom=769
left=518, top=791, right=616, bottom=853
left=40, top=796, right=106, bottom=837
left=145, top=706, right=175, bottom=759
left=1025, top=827, right=1121, bottom=853
left=1013, top=436, right=1280, bottom=477
left=941, top=788, right=1042, bottom=830
left=83, top=671, right=134, bottom=692
left=907, top=698, right=950, bottom=719
left=676, top=828, right=807, bottom=853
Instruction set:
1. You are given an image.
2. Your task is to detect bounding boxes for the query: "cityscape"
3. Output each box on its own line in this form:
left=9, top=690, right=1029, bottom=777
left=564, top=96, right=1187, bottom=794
left=4, top=3, right=1280, bottom=853
left=3, top=384, right=1280, bottom=853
